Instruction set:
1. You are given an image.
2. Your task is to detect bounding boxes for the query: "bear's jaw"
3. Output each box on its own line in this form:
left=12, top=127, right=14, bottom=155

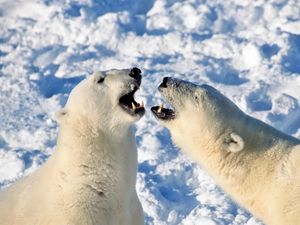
left=119, top=82, right=145, bottom=117
left=151, top=105, right=176, bottom=120
left=151, top=76, right=202, bottom=121
left=151, top=77, right=176, bottom=120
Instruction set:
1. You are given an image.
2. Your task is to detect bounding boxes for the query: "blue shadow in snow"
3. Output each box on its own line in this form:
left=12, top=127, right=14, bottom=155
left=63, top=0, right=155, bottom=19
left=0, top=50, right=8, bottom=57
left=260, top=43, right=280, bottom=59
left=268, top=111, right=300, bottom=135
left=191, top=32, right=213, bottom=41
left=35, top=74, right=84, bottom=98
left=202, top=57, right=248, bottom=85
left=15, top=149, right=49, bottom=170
left=246, top=91, right=272, bottom=111
left=156, top=170, right=199, bottom=221
left=0, top=137, right=7, bottom=149
left=150, top=55, right=172, bottom=66
left=281, top=34, right=300, bottom=74
left=65, top=3, right=81, bottom=17
left=61, top=0, right=155, bottom=35
left=138, top=161, right=156, bottom=175
left=95, top=45, right=115, bottom=57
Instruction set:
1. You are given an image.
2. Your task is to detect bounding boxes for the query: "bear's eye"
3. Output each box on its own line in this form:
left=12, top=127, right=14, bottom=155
left=97, top=77, right=105, bottom=84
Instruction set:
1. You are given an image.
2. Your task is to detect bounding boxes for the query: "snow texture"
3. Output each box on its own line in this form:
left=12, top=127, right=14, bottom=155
left=0, top=0, right=300, bottom=224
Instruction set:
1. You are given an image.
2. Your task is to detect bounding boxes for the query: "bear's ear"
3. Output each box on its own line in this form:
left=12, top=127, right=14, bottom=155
left=92, top=71, right=105, bottom=84
left=54, top=108, right=68, bottom=123
left=224, top=132, right=244, bottom=153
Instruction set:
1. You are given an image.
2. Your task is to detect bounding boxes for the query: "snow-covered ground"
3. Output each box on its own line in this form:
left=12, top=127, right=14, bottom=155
left=1, top=0, right=300, bottom=224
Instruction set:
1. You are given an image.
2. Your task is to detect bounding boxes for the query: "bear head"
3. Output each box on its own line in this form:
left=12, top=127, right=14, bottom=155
left=151, top=77, right=245, bottom=153
left=55, top=68, right=145, bottom=131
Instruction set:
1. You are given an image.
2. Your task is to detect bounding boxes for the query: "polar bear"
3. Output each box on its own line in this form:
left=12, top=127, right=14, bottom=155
left=151, top=77, right=300, bottom=225
left=0, top=68, right=145, bottom=225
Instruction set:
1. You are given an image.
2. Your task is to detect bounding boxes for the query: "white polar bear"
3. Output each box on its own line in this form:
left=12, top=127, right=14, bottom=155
left=151, top=77, right=300, bottom=225
left=0, top=68, right=145, bottom=225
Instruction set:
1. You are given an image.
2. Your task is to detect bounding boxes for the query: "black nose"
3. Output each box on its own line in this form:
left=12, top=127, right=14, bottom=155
left=129, top=67, right=142, bottom=80
left=160, top=77, right=169, bottom=88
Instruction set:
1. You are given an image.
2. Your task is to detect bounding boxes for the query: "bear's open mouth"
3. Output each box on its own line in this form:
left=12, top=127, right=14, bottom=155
left=119, top=85, right=145, bottom=116
left=151, top=104, right=176, bottom=120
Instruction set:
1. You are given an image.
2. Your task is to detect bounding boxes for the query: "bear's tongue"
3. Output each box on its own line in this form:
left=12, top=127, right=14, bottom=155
left=119, top=91, right=144, bottom=114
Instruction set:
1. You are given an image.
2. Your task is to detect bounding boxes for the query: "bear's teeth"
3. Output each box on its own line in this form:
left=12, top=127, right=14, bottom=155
left=131, top=102, right=137, bottom=110
left=158, top=104, right=164, bottom=113
left=141, top=100, right=144, bottom=108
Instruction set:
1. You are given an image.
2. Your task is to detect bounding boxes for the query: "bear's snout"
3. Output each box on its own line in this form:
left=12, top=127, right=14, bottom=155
left=160, top=77, right=169, bottom=88
left=129, top=67, right=142, bottom=81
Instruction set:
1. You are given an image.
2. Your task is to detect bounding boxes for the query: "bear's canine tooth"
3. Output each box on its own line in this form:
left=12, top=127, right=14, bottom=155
left=141, top=100, right=144, bottom=108
left=158, top=104, right=164, bottom=113
left=131, top=102, right=136, bottom=110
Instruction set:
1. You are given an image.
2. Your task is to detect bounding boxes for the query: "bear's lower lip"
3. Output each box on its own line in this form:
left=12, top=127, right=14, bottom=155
left=151, top=105, right=175, bottom=120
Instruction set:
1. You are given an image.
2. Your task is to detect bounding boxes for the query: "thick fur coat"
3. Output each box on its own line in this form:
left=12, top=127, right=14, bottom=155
left=0, top=69, right=145, bottom=225
left=152, top=77, right=300, bottom=225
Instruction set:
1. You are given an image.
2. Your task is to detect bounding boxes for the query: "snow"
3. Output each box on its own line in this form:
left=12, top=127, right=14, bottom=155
left=0, top=150, right=24, bottom=184
left=0, top=0, right=300, bottom=224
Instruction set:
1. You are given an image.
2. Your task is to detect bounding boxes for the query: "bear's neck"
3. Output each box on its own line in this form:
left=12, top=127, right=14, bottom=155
left=200, top=115, right=300, bottom=178
left=194, top=116, right=300, bottom=219
left=45, top=124, right=138, bottom=203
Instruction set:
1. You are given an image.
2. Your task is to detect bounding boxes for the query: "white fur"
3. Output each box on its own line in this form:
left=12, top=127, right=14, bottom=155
left=156, top=78, right=300, bottom=225
left=0, top=69, right=144, bottom=225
